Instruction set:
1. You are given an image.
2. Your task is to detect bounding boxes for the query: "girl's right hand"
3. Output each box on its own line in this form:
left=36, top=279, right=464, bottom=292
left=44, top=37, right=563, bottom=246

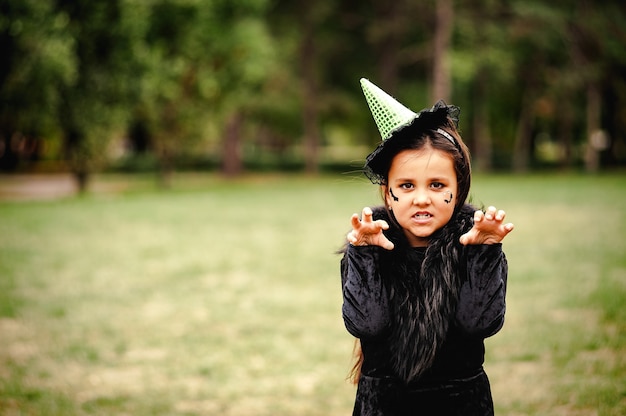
left=347, top=207, right=395, bottom=250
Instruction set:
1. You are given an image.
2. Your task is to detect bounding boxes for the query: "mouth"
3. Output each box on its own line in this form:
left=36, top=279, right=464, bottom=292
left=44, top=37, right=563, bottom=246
left=412, top=212, right=432, bottom=220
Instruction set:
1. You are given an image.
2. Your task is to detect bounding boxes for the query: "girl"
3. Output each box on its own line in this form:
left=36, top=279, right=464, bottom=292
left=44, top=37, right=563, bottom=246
left=341, top=79, right=514, bottom=415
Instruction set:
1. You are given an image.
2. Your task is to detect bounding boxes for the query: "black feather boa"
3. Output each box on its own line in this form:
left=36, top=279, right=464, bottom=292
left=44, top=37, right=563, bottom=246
left=373, top=204, right=475, bottom=383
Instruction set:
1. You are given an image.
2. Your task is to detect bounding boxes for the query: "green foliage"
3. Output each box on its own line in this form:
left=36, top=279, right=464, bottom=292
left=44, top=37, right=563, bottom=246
left=2, top=0, right=626, bottom=177
left=45, top=0, right=146, bottom=184
left=0, top=0, right=76, bottom=137
left=131, top=0, right=279, bottom=177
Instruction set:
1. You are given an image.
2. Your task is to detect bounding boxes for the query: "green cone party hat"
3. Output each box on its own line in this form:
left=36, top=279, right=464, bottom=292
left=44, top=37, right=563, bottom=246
left=360, top=78, right=417, bottom=140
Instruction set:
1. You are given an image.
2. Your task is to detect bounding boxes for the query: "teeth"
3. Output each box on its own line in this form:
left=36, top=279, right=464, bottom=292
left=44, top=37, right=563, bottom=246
left=414, top=214, right=431, bottom=218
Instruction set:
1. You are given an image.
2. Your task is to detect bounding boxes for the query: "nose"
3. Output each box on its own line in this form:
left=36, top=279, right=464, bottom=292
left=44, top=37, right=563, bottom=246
left=412, top=189, right=431, bottom=206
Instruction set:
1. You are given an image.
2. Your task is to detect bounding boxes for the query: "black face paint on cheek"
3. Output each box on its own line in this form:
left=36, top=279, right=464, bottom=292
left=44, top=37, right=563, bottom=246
left=389, top=188, right=399, bottom=202
left=444, top=191, right=453, bottom=204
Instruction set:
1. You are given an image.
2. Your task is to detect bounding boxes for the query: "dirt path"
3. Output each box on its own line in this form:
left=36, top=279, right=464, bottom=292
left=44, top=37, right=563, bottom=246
left=0, top=174, right=78, bottom=201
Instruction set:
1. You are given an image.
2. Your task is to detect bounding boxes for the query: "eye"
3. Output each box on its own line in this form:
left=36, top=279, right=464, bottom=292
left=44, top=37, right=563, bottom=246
left=399, top=183, right=414, bottom=190
left=430, top=182, right=445, bottom=190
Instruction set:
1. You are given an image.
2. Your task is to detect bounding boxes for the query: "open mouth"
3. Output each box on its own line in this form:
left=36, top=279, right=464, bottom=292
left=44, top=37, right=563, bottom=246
left=413, top=212, right=432, bottom=219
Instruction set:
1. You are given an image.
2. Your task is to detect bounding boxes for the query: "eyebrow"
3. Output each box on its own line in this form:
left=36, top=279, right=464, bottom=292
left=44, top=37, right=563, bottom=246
left=392, top=176, right=451, bottom=183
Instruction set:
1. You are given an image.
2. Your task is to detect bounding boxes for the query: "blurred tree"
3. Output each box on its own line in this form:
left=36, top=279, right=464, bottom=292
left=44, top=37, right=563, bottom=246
left=432, top=0, right=454, bottom=103
left=268, top=0, right=438, bottom=172
left=132, top=0, right=216, bottom=185
left=453, top=0, right=516, bottom=171
left=214, top=0, right=277, bottom=176
left=366, top=1, right=432, bottom=99
left=566, top=0, right=626, bottom=171
left=0, top=0, right=75, bottom=171
left=368, top=1, right=408, bottom=96
left=54, top=0, right=142, bottom=192
left=506, top=0, right=626, bottom=171
left=134, top=0, right=277, bottom=182
left=2, top=0, right=625, bottom=178
left=267, top=0, right=332, bottom=174
left=505, top=2, right=570, bottom=172
left=297, top=0, right=324, bottom=174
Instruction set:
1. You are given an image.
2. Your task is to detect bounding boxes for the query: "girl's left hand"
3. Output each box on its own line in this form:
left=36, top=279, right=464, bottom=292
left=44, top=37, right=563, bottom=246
left=459, top=206, right=514, bottom=245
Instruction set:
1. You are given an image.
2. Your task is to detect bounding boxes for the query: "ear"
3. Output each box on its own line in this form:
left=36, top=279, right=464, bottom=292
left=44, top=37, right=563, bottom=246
left=382, top=184, right=392, bottom=207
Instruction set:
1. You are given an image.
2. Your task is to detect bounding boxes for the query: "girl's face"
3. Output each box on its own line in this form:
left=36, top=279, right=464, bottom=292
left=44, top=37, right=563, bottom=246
left=384, top=147, right=458, bottom=247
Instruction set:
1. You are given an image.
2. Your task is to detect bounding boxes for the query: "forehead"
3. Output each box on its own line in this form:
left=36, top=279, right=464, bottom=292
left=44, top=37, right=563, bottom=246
left=388, top=148, right=456, bottom=180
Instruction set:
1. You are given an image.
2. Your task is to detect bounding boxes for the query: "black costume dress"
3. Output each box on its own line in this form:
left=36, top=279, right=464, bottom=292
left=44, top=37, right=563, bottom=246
left=341, top=205, right=508, bottom=416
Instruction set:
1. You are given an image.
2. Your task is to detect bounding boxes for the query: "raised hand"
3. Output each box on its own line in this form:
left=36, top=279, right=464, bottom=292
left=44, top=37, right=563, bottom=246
left=347, top=207, right=395, bottom=250
left=459, top=206, right=514, bottom=246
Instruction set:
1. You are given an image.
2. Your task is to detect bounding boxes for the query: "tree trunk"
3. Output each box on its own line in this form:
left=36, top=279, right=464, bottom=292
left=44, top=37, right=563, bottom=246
left=374, top=2, right=403, bottom=94
left=584, top=83, right=602, bottom=172
left=0, top=134, right=20, bottom=172
left=431, top=0, right=453, bottom=103
left=299, top=1, right=320, bottom=174
left=74, top=170, right=89, bottom=195
left=156, top=143, right=173, bottom=189
left=472, top=71, right=492, bottom=172
left=154, top=103, right=178, bottom=188
left=64, top=128, right=90, bottom=195
left=512, top=90, right=535, bottom=172
left=222, top=111, right=243, bottom=177
left=557, top=98, right=574, bottom=170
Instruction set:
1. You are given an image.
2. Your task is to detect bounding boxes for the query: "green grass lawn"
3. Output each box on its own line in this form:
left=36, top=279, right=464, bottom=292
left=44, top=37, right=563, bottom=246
left=0, top=172, right=625, bottom=415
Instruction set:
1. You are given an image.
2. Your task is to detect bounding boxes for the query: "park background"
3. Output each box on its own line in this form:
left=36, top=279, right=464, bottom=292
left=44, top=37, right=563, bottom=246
left=1, top=0, right=626, bottom=185
left=1, top=0, right=625, bottom=415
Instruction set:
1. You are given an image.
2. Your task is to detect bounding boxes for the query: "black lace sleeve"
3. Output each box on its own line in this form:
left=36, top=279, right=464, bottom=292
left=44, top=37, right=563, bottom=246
left=455, top=244, right=508, bottom=337
left=340, top=245, right=391, bottom=339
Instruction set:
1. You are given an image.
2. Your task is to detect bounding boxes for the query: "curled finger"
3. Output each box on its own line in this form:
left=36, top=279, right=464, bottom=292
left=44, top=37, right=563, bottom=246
left=350, top=213, right=361, bottom=229
left=376, top=219, right=390, bottom=231
left=362, top=207, right=373, bottom=222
